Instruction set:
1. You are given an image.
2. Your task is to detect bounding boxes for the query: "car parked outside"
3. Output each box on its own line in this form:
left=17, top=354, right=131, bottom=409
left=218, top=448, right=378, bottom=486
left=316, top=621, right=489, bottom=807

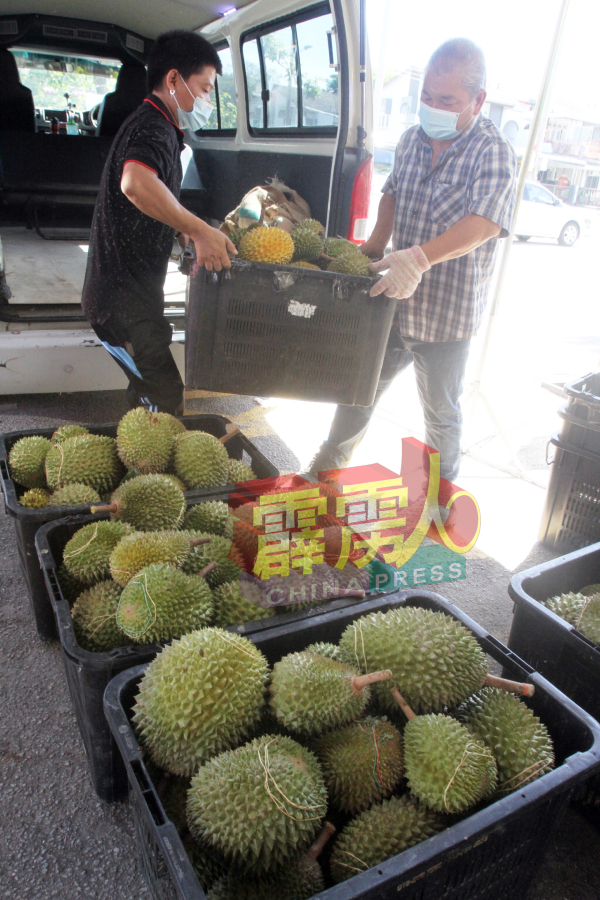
left=515, top=181, right=591, bottom=246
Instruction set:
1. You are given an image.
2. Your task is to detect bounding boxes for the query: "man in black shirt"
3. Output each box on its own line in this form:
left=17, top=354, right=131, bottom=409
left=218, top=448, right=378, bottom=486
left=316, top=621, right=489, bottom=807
left=82, top=30, right=235, bottom=414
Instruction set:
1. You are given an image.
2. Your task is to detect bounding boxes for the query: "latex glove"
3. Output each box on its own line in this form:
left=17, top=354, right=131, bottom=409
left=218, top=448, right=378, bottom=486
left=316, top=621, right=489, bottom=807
left=369, top=245, right=431, bottom=299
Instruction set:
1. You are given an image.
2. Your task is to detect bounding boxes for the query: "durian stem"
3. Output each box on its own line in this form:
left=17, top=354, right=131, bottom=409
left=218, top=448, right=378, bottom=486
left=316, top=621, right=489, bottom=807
left=319, top=253, right=334, bottom=262
left=189, top=537, right=211, bottom=547
left=483, top=674, right=535, bottom=697
left=391, top=687, right=416, bottom=721
left=307, top=821, right=336, bottom=860
left=90, top=502, right=117, bottom=515
left=350, top=669, right=392, bottom=695
left=199, top=561, right=218, bottom=579
left=219, top=425, right=241, bottom=445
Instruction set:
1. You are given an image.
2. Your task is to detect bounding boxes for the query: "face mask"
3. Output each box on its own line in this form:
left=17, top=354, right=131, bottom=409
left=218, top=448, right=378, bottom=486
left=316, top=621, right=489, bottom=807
left=171, top=75, right=213, bottom=131
left=418, top=100, right=473, bottom=141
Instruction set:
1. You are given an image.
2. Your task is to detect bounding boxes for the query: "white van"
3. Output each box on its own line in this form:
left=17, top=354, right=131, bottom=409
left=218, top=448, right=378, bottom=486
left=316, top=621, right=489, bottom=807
left=0, top=0, right=372, bottom=395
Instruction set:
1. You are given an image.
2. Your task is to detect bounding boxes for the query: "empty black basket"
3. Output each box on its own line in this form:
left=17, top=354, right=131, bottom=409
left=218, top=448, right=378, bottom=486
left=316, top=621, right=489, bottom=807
left=185, top=260, right=397, bottom=405
left=104, top=590, right=600, bottom=900
left=539, top=433, right=600, bottom=550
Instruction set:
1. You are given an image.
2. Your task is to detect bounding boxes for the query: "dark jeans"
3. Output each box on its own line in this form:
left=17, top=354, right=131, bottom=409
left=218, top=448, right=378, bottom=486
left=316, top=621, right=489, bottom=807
left=320, top=325, right=471, bottom=482
left=92, top=312, right=184, bottom=415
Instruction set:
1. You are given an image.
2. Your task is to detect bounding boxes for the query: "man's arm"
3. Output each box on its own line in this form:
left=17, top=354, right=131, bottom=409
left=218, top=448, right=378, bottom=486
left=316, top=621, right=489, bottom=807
left=361, top=193, right=396, bottom=258
left=420, top=213, right=500, bottom=265
left=121, top=161, right=235, bottom=272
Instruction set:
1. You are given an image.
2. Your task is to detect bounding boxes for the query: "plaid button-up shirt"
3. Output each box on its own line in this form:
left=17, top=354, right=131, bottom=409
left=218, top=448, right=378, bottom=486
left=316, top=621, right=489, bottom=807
left=382, top=115, right=517, bottom=342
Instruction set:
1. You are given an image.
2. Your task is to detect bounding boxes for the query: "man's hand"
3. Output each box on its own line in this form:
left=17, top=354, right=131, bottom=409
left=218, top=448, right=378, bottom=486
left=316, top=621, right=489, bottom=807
left=369, top=246, right=431, bottom=299
left=360, top=238, right=386, bottom=259
left=190, top=225, right=236, bottom=272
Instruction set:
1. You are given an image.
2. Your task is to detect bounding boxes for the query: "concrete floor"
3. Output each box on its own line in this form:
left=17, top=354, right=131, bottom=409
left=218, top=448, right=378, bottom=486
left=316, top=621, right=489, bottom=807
left=1, top=389, right=599, bottom=900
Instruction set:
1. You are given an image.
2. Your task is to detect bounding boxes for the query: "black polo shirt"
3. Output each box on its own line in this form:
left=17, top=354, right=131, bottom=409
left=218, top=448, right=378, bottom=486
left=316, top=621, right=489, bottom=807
left=82, top=95, right=185, bottom=326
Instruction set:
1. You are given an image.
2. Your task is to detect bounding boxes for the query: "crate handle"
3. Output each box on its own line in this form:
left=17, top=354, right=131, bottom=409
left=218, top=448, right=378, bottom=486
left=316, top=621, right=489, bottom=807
left=549, top=433, right=600, bottom=464
left=546, top=439, right=555, bottom=466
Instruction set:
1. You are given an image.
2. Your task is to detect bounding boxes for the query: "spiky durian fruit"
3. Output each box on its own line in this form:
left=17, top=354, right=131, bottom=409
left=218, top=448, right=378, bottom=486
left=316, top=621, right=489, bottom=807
left=155, top=412, right=186, bottom=437
left=404, top=714, right=497, bottom=813
left=293, top=218, right=325, bottom=237
left=9, top=435, right=51, bottom=488
left=228, top=222, right=259, bottom=251
left=545, top=591, right=600, bottom=643
left=62, top=520, right=134, bottom=585
left=57, top=563, right=86, bottom=606
left=305, top=642, right=341, bottom=661
left=458, top=687, right=554, bottom=793
left=116, top=407, right=175, bottom=474
left=228, top=459, right=256, bottom=483
left=338, top=607, right=488, bottom=714
left=109, top=531, right=193, bottom=586
left=19, top=488, right=50, bottom=509
left=290, top=261, right=321, bottom=270
left=182, top=531, right=241, bottom=587
left=116, top=563, right=213, bottom=644
left=51, top=424, right=90, bottom=443
left=105, top=473, right=186, bottom=531
left=269, top=650, right=379, bottom=736
left=45, top=434, right=121, bottom=493
left=323, top=237, right=355, bottom=258
left=212, top=581, right=274, bottom=628
left=187, top=735, right=327, bottom=872
left=71, top=580, right=130, bottom=652
left=327, top=251, right=372, bottom=277
left=330, top=795, right=445, bottom=883
left=133, top=628, right=269, bottom=775
left=173, top=431, right=230, bottom=490
left=238, top=226, right=294, bottom=265
left=311, top=716, right=403, bottom=814
left=184, top=501, right=234, bottom=538
left=49, top=483, right=101, bottom=506
left=582, top=583, right=600, bottom=597
left=291, top=228, right=324, bottom=262
left=208, top=852, right=324, bottom=900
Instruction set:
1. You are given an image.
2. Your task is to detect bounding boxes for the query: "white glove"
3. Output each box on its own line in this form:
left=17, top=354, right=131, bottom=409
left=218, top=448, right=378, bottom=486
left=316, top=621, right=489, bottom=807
left=369, top=245, right=431, bottom=299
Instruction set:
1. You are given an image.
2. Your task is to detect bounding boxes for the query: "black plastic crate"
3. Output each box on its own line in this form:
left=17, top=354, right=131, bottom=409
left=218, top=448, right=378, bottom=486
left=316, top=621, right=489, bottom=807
left=565, top=371, right=600, bottom=424
left=185, top=259, right=397, bottom=406
left=539, top=433, right=600, bottom=550
left=104, top=590, right=600, bottom=900
left=36, top=512, right=374, bottom=804
left=508, top=541, right=600, bottom=819
left=1, top=413, right=278, bottom=641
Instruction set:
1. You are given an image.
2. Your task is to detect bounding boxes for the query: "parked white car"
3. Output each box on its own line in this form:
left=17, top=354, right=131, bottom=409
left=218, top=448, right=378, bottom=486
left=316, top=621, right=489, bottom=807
left=515, top=181, right=587, bottom=246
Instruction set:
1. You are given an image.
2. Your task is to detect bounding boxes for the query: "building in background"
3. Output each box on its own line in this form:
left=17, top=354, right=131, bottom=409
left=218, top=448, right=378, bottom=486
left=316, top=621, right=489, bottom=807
left=536, top=107, right=600, bottom=207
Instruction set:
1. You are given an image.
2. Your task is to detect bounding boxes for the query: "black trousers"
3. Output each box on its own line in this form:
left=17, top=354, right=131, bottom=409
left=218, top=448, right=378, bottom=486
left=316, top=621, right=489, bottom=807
left=92, top=312, right=184, bottom=415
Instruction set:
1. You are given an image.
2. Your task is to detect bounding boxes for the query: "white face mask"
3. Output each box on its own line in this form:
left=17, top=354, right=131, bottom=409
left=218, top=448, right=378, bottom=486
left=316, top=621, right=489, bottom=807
left=171, top=74, right=213, bottom=131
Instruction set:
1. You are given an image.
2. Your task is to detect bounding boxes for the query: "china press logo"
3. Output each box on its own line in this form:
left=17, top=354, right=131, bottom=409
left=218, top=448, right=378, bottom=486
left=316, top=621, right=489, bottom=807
left=227, top=437, right=480, bottom=609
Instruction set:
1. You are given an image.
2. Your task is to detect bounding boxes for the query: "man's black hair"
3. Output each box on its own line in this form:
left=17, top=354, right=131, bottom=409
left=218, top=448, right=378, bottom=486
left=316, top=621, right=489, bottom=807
left=148, top=30, right=222, bottom=91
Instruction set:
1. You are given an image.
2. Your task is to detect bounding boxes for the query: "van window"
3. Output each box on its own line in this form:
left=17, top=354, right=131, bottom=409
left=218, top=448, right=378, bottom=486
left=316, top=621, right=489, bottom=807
left=12, top=50, right=119, bottom=112
left=203, top=43, right=237, bottom=133
left=242, top=3, right=339, bottom=135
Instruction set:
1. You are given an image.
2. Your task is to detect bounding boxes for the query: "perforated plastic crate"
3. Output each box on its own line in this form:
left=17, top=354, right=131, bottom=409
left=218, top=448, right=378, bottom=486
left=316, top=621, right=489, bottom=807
left=1, top=413, right=278, bottom=640
left=104, top=590, right=600, bottom=900
left=185, top=259, right=397, bottom=405
left=539, top=433, right=600, bottom=550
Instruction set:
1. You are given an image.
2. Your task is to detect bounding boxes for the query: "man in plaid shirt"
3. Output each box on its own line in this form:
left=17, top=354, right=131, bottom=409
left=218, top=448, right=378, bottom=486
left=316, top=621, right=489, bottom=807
left=308, top=38, right=517, bottom=483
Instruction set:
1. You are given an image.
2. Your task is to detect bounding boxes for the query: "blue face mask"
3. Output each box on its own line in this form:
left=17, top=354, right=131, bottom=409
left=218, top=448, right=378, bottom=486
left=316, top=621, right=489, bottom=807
left=171, top=75, right=213, bottom=131
left=418, top=100, right=473, bottom=141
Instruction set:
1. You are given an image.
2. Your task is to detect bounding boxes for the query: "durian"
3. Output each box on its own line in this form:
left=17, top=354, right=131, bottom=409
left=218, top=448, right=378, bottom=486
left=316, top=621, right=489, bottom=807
left=323, top=236, right=355, bottom=258
left=97, top=473, right=186, bottom=531
left=269, top=650, right=391, bottom=736
left=182, top=530, right=241, bottom=587
left=109, top=530, right=204, bottom=586
left=174, top=431, right=230, bottom=489
left=187, top=734, right=327, bottom=872
left=338, top=607, right=488, bottom=714
left=582, top=583, right=600, bottom=597
left=238, top=226, right=294, bottom=265
left=305, top=642, right=341, bottom=660
left=212, top=580, right=274, bottom=627
left=327, top=250, right=372, bottom=277
left=45, top=434, right=121, bottom=493
left=116, top=407, right=175, bottom=474
left=228, top=459, right=256, bottom=482
left=330, top=795, right=445, bottom=883
left=290, top=261, right=320, bottom=270
left=49, top=483, right=101, bottom=506
left=62, top=520, right=133, bottom=585
left=116, top=563, right=213, bottom=644
left=19, top=488, right=50, bottom=508
left=403, top=711, right=497, bottom=813
left=458, top=687, right=554, bottom=793
left=311, top=716, right=404, bottom=814
left=293, top=218, right=325, bottom=237
left=9, top=435, right=51, bottom=488
left=57, top=563, right=86, bottom=606
left=72, top=580, right=131, bottom=652
left=545, top=591, right=600, bottom=644
left=228, top=222, right=259, bottom=251
left=184, top=501, right=234, bottom=538
left=155, top=412, right=186, bottom=437
left=291, top=228, right=324, bottom=262
left=51, top=424, right=90, bottom=443
left=133, top=627, right=269, bottom=775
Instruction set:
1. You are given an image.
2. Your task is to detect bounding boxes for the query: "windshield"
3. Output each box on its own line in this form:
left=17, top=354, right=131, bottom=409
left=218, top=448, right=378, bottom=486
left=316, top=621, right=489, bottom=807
left=12, top=49, right=120, bottom=111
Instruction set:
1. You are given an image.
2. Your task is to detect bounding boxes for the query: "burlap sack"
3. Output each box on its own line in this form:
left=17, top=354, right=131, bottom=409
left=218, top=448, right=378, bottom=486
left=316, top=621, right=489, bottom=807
left=220, top=177, right=312, bottom=234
